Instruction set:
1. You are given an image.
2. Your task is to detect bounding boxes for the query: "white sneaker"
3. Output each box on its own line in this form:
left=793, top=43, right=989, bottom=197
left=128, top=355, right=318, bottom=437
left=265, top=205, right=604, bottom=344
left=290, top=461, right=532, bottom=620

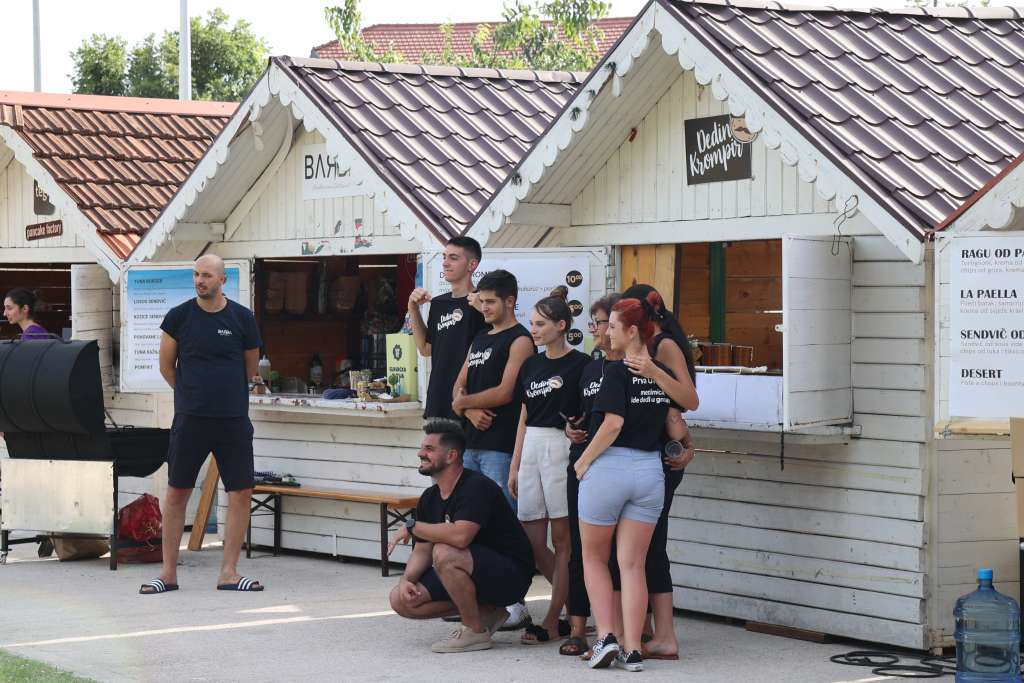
left=500, top=601, right=532, bottom=631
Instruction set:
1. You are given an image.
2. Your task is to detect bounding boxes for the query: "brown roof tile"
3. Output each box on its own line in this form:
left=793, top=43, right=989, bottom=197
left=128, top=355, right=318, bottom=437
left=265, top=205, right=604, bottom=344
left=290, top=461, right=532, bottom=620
left=312, top=18, right=633, bottom=62
left=279, top=57, right=584, bottom=240
left=0, top=91, right=234, bottom=259
left=665, top=0, right=1024, bottom=234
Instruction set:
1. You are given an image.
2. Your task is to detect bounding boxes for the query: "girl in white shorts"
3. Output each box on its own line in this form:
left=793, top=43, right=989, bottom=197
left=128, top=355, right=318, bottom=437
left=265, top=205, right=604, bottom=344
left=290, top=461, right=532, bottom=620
left=509, top=286, right=590, bottom=645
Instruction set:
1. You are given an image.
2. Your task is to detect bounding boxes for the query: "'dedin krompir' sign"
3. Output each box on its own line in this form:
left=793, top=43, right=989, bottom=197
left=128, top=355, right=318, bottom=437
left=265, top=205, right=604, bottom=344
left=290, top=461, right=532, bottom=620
left=684, top=114, right=753, bottom=185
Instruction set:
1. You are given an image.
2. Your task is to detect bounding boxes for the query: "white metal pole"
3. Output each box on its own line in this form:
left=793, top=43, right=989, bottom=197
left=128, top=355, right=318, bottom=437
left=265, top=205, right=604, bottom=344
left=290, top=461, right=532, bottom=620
left=32, top=0, right=41, bottom=92
left=178, top=0, right=191, bottom=100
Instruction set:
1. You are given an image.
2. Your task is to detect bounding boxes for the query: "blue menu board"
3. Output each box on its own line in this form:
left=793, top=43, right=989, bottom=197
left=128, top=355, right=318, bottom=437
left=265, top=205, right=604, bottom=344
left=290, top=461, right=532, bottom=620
left=122, top=266, right=241, bottom=392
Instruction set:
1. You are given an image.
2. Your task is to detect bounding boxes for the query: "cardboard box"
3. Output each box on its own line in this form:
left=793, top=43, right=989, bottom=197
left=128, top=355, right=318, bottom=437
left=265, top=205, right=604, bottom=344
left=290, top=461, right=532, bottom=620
left=386, top=333, right=418, bottom=400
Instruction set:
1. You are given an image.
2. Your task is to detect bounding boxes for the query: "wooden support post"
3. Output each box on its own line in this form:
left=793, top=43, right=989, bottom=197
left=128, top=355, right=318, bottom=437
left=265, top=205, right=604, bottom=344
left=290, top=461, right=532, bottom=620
left=187, top=456, right=219, bottom=551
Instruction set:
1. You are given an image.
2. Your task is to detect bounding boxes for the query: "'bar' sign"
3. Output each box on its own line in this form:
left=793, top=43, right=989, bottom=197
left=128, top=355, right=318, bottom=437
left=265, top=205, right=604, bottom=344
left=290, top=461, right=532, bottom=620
left=25, top=220, right=63, bottom=241
left=684, top=114, right=752, bottom=185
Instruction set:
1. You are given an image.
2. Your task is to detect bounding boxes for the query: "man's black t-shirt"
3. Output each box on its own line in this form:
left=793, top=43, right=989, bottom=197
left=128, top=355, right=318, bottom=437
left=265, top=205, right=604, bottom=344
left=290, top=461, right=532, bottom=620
left=416, top=468, right=534, bottom=573
left=424, top=293, right=488, bottom=419
left=160, top=298, right=261, bottom=418
left=569, top=358, right=606, bottom=459
left=591, top=360, right=675, bottom=452
left=463, top=324, right=533, bottom=453
left=519, top=349, right=590, bottom=428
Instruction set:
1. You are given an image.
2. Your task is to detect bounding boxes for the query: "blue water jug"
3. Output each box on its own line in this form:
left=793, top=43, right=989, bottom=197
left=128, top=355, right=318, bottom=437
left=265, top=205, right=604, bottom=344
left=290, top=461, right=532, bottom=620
left=955, top=568, right=1021, bottom=682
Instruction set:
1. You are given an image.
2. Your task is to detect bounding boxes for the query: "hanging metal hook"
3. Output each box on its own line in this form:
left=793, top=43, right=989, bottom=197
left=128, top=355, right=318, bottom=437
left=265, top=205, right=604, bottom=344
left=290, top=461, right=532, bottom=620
left=832, top=194, right=859, bottom=256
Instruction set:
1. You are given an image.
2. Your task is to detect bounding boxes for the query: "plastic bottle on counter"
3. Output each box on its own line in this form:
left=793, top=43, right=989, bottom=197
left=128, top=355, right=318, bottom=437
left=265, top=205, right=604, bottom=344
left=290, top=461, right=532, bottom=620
left=310, top=352, right=324, bottom=389
left=954, top=567, right=1021, bottom=682
left=258, top=354, right=272, bottom=382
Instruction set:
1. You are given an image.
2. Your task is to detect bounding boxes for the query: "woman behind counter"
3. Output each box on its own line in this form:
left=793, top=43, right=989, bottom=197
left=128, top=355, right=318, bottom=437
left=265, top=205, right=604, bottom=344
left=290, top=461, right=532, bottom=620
left=4, top=288, right=49, bottom=340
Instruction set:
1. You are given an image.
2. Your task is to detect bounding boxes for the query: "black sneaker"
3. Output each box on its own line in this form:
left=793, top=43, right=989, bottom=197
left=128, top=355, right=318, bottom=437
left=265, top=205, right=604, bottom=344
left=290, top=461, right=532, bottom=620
left=588, top=634, right=620, bottom=669
left=616, top=649, right=644, bottom=672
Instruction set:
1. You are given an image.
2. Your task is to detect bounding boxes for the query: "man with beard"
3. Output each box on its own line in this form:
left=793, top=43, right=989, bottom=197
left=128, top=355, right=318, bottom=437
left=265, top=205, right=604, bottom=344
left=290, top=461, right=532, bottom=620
left=140, top=254, right=263, bottom=595
left=388, top=420, right=534, bottom=653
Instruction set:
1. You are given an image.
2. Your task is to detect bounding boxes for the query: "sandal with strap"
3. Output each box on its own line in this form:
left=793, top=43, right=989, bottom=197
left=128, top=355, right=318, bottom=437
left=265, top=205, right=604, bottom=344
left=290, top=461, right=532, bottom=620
left=521, top=620, right=571, bottom=645
left=216, top=577, right=264, bottom=591
left=559, top=636, right=589, bottom=656
left=139, top=578, right=178, bottom=595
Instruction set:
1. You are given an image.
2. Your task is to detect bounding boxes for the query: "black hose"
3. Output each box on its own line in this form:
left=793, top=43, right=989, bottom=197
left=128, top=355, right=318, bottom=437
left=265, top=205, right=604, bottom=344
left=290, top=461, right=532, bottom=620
left=830, top=651, right=957, bottom=678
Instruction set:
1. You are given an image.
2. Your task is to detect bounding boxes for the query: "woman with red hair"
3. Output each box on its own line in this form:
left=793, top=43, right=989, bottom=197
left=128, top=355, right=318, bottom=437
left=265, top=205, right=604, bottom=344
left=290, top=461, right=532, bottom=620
left=573, top=292, right=686, bottom=671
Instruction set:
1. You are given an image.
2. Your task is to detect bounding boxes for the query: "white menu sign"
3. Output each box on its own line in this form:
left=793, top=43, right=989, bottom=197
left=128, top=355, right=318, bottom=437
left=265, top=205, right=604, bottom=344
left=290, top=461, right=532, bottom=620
left=121, top=264, right=243, bottom=393
left=949, top=235, right=1024, bottom=418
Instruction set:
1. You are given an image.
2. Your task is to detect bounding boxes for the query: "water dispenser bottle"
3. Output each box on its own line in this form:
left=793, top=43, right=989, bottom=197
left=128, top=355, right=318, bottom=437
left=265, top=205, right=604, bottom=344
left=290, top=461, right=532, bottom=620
left=955, top=567, right=1021, bottom=682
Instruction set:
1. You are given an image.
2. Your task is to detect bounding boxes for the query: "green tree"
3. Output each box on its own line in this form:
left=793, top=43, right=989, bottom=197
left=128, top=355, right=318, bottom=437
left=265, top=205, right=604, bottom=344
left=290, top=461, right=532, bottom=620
left=70, top=8, right=269, bottom=101
left=325, top=0, right=610, bottom=71
left=70, top=34, right=128, bottom=96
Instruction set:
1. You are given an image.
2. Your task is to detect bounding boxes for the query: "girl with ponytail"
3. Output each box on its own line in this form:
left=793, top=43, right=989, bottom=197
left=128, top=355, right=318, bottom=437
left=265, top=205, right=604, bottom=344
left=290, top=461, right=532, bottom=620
left=510, top=286, right=591, bottom=645
left=573, top=295, right=685, bottom=670
left=4, top=288, right=48, bottom=340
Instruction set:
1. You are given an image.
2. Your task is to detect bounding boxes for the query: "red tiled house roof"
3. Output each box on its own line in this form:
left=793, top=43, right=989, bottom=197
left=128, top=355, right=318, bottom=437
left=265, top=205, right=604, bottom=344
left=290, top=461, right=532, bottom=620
left=279, top=57, right=585, bottom=241
left=0, top=92, right=235, bottom=259
left=312, top=17, right=633, bottom=62
left=666, top=0, right=1024, bottom=236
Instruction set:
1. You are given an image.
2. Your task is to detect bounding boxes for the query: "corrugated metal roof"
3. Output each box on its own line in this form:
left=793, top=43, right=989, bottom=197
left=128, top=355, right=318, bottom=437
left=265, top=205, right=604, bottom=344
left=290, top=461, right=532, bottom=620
left=666, top=0, right=1024, bottom=234
left=0, top=91, right=234, bottom=260
left=312, top=18, right=633, bottom=61
left=280, top=57, right=584, bottom=241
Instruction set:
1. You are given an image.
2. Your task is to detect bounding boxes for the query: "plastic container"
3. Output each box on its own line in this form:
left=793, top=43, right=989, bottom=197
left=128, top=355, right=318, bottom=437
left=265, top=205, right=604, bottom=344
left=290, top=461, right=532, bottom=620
left=954, top=567, right=1022, bottom=682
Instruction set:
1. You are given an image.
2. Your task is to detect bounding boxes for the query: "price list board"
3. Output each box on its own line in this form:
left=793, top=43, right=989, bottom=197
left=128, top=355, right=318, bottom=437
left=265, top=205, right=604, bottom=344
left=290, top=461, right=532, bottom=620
left=121, top=265, right=241, bottom=392
left=949, top=235, right=1024, bottom=418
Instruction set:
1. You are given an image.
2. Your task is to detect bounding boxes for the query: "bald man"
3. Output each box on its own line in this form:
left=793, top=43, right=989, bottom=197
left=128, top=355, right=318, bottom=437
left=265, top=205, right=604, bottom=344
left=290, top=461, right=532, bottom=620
left=141, top=254, right=264, bottom=594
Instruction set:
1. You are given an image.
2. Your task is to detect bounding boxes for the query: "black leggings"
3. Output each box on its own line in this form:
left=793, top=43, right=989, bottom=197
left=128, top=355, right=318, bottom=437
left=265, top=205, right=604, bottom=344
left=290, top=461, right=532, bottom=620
left=610, top=466, right=684, bottom=594
left=566, top=453, right=590, bottom=618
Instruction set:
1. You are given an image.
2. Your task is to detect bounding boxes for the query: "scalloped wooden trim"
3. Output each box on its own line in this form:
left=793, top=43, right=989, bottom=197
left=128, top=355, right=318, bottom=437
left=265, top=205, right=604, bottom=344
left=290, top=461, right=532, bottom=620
left=949, top=160, right=1024, bottom=233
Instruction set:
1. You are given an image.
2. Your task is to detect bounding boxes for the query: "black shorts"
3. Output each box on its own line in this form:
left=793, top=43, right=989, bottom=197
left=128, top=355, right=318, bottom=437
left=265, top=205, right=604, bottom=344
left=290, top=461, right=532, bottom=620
left=167, top=414, right=255, bottom=491
left=420, top=544, right=532, bottom=607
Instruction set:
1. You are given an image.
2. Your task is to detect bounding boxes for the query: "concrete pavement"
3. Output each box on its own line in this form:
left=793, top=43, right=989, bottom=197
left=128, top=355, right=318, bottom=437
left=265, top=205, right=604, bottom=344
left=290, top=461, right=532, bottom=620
left=1, top=540, right=917, bottom=682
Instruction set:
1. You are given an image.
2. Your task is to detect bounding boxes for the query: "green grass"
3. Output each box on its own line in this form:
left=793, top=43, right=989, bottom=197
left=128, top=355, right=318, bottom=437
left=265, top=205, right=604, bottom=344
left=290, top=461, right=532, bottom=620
left=0, top=650, right=95, bottom=682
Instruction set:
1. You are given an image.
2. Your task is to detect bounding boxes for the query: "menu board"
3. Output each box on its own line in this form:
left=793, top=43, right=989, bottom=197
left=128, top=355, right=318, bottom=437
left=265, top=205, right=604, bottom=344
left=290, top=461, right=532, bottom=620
left=423, top=250, right=594, bottom=352
left=121, top=265, right=242, bottom=393
left=949, top=235, right=1024, bottom=418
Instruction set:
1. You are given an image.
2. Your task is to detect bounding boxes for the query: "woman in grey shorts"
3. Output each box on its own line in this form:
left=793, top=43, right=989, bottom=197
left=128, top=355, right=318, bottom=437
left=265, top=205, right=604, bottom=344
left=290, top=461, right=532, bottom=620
left=573, top=292, right=687, bottom=671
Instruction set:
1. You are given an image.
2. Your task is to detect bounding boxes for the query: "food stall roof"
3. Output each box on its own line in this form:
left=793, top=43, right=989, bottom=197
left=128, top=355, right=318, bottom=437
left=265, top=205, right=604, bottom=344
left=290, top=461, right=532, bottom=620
left=467, top=0, right=1024, bottom=262
left=0, top=91, right=234, bottom=262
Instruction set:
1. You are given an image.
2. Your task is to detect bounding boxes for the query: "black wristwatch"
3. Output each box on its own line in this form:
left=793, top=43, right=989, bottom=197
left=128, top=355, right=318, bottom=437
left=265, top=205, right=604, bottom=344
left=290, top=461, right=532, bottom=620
left=404, top=517, right=417, bottom=536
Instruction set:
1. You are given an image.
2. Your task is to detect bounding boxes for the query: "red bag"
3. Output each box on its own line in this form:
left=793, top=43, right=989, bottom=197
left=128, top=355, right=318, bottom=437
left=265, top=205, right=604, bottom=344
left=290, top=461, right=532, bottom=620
left=117, top=494, right=162, bottom=563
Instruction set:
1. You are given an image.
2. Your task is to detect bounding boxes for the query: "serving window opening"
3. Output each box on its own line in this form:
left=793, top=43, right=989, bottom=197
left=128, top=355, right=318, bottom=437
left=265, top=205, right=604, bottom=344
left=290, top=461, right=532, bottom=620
left=0, top=264, right=72, bottom=340
left=253, top=254, right=416, bottom=398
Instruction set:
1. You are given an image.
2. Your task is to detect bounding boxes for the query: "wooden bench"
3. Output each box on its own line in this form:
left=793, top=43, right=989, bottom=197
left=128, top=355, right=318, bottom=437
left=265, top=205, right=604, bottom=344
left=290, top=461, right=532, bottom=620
left=246, top=484, right=420, bottom=576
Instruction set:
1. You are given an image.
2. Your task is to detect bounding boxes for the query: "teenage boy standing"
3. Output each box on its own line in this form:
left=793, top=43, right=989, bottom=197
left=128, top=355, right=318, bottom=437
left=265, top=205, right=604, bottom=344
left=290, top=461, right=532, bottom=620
left=452, top=269, right=535, bottom=631
left=408, top=237, right=487, bottom=421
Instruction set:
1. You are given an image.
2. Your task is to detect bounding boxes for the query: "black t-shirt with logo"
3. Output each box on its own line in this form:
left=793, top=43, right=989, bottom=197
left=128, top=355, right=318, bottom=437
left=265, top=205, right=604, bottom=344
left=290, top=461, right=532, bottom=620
left=519, top=349, right=591, bottom=428
left=591, top=359, right=676, bottom=452
left=464, top=324, right=533, bottom=453
left=569, top=358, right=607, bottom=459
left=424, top=293, right=488, bottom=419
left=160, top=298, right=261, bottom=418
left=416, top=468, right=534, bottom=574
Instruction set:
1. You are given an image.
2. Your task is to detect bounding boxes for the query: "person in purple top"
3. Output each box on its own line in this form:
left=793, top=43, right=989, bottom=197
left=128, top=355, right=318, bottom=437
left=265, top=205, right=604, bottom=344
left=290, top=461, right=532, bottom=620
left=4, top=288, right=49, bottom=339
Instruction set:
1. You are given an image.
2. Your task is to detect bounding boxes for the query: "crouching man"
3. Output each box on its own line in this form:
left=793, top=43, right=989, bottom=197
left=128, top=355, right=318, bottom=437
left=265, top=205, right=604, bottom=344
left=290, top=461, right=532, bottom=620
left=389, top=420, right=535, bottom=653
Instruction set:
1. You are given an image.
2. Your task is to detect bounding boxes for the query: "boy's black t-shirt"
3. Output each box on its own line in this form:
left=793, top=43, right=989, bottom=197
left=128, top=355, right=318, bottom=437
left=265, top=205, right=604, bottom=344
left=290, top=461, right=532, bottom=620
left=463, top=324, right=533, bottom=453
left=591, top=359, right=676, bottom=452
left=518, top=349, right=591, bottom=428
left=424, top=293, right=488, bottom=419
left=415, top=468, right=534, bottom=574
left=569, top=358, right=606, bottom=459
left=160, top=298, right=261, bottom=418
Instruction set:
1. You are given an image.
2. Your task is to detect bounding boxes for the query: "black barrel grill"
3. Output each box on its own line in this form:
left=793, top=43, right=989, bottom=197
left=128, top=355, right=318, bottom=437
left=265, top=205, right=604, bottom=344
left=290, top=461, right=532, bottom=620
left=0, top=337, right=169, bottom=569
